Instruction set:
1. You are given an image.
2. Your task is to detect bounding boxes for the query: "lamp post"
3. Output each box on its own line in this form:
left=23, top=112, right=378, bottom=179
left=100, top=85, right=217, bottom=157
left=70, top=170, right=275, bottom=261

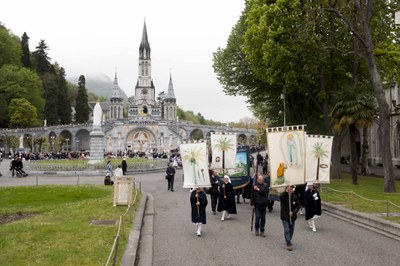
left=50, top=136, right=55, bottom=152
left=65, top=138, right=70, bottom=152
left=281, top=93, right=286, bottom=127
left=32, top=133, right=35, bottom=153
left=76, top=139, right=80, bottom=151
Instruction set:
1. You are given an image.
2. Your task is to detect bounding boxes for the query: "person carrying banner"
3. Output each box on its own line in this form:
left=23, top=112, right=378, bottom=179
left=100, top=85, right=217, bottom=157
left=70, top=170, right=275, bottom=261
left=190, top=187, right=208, bottom=236
left=251, top=174, right=269, bottom=237
left=217, top=175, right=237, bottom=221
left=280, top=185, right=300, bottom=251
left=305, top=183, right=321, bottom=232
left=209, top=170, right=220, bottom=214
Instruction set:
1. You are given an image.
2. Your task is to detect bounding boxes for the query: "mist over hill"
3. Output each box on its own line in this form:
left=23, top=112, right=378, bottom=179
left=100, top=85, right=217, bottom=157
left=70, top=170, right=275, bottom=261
left=67, top=74, right=128, bottom=102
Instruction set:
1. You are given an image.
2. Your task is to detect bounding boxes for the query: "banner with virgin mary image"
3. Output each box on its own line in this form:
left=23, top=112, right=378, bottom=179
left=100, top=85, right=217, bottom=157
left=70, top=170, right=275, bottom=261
left=267, top=126, right=306, bottom=187
left=305, top=135, right=333, bottom=183
left=180, top=141, right=211, bottom=188
left=210, top=132, right=237, bottom=170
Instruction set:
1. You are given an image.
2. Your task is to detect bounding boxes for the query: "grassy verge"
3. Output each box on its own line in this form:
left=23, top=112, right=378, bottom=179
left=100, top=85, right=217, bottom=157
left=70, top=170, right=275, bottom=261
left=0, top=185, right=141, bottom=265
left=322, top=173, right=400, bottom=223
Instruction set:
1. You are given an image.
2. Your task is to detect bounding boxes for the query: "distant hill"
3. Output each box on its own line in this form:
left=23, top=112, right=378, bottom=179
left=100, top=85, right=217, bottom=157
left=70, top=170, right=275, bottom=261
left=67, top=74, right=128, bottom=102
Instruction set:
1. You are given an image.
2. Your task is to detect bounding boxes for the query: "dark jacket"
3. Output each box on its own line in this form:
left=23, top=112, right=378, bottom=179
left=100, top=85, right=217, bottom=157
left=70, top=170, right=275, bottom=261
left=121, top=160, right=127, bottom=174
left=305, top=189, right=322, bottom=220
left=250, top=182, right=269, bottom=209
left=209, top=174, right=220, bottom=195
left=190, top=190, right=208, bottom=224
left=217, top=182, right=237, bottom=214
left=280, top=191, right=300, bottom=222
left=166, top=166, right=175, bottom=180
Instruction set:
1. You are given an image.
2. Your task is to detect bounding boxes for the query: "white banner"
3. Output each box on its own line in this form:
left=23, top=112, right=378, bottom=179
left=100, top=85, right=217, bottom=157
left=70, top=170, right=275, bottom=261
left=267, top=126, right=306, bottom=187
left=180, top=141, right=211, bottom=188
left=305, top=135, right=333, bottom=184
left=210, top=133, right=237, bottom=170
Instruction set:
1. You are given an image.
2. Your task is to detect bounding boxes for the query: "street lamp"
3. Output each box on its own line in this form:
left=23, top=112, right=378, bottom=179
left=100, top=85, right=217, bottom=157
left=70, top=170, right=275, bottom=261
left=50, top=136, right=55, bottom=152
left=31, top=133, right=35, bottom=153
left=65, top=138, right=70, bottom=151
left=281, top=93, right=286, bottom=127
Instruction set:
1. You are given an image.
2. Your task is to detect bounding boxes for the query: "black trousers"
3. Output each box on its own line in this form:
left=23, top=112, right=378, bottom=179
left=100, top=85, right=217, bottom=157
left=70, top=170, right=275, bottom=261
left=167, top=176, right=174, bottom=190
left=210, top=193, right=218, bottom=212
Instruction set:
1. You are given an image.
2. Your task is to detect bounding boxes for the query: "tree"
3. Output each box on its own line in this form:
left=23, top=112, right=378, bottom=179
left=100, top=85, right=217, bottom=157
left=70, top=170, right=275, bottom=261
left=0, top=26, right=22, bottom=68
left=55, top=65, right=71, bottom=124
left=42, top=72, right=59, bottom=125
left=20, top=32, right=31, bottom=68
left=8, top=98, right=39, bottom=128
left=330, top=90, right=376, bottom=185
left=32, top=39, right=51, bottom=74
left=0, top=65, right=44, bottom=127
left=75, top=75, right=89, bottom=123
left=326, top=0, right=399, bottom=192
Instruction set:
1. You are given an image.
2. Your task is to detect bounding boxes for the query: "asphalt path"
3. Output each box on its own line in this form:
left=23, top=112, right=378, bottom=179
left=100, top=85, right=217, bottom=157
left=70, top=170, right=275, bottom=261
left=1, top=161, right=399, bottom=266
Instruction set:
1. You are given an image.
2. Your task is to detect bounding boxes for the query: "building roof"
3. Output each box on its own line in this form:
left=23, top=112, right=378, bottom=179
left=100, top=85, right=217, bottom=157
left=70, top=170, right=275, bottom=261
left=165, top=74, right=176, bottom=99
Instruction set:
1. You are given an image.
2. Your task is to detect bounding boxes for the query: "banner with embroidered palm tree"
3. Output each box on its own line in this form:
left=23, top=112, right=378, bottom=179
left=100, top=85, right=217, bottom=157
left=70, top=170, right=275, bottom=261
left=180, top=141, right=211, bottom=188
left=210, top=133, right=237, bottom=170
left=305, top=135, right=333, bottom=183
left=267, top=126, right=306, bottom=187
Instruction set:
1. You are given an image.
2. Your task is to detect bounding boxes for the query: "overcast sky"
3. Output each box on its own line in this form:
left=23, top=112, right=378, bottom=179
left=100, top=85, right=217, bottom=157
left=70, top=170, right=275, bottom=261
left=1, top=0, right=253, bottom=122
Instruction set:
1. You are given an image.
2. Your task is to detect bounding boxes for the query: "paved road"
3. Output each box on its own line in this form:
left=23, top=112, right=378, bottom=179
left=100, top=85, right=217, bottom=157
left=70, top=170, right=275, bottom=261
left=1, top=161, right=399, bottom=266
left=135, top=170, right=400, bottom=266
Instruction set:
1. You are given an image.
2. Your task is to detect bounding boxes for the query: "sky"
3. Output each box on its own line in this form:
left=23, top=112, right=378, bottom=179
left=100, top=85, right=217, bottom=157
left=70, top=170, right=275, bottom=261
left=1, top=0, right=253, bottom=123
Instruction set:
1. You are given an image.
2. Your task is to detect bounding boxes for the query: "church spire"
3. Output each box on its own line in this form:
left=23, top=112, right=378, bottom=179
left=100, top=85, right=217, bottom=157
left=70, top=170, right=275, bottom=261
left=165, top=73, right=176, bottom=99
left=139, top=20, right=151, bottom=59
left=111, top=71, right=122, bottom=99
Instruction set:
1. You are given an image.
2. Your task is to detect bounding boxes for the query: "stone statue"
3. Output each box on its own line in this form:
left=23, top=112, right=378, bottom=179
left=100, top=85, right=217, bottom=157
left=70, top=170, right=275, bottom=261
left=19, top=135, right=24, bottom=148
left=93, top=102, right=102, bottom=127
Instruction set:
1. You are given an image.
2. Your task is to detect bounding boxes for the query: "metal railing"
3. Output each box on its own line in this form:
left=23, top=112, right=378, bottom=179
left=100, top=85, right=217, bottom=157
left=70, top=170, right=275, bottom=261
left=105, top=185, right=140, bottom=266
left=323, top=187, right=400, bottom=218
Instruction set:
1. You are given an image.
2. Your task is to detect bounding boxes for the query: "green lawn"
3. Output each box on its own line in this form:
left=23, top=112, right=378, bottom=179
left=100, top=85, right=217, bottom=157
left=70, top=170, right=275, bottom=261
left=0, top=185, right=141, bottom=266
left=322, top=174, right=400, bottom=223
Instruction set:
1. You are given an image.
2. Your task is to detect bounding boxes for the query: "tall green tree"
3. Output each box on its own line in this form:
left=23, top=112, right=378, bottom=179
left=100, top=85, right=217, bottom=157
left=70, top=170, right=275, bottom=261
left=326, top=0, right=399, bottom=192
left=8, top=98, right=39, bottom=128
left=55, top=65, right=71, bottom=124
left=0, top=25, right=22, bottom=68
left=32, top=39, right=51, bottom=74
left=20, top=32, right=31, bottom=68
left=42, top=72, right=59, bottom=125
left=75, top=75, right=89, bottom=123
left=0, top=65, right=44, bottom=127
left=330, top=89, right=376, bottom=185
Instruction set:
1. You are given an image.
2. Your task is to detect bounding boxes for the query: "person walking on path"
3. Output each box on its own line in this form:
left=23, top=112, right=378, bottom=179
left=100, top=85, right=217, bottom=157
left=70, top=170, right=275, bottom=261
left=121, top=158, right=127, bottom=175
left=166, top=163, right=176, bottom=191
left=209, top=170, right=220, bottom=215
left=280, top=185, right=300, bottom=251
left=217, top=175, right=237, bottom=221
left=190, top=187, right=208, bottom=237
left=251, top=174, right=269, bottom=237
left=305, top=183, right=321, bottom=232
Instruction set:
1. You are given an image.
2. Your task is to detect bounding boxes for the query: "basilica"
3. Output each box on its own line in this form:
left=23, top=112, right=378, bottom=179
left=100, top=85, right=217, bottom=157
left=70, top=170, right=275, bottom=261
left=102, top=21, right=180, bottom=154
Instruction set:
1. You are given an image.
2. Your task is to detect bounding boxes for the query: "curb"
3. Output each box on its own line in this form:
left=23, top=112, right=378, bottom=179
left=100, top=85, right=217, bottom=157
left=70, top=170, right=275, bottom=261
left=136, top=193, right=154, bottom=266
left=322, top=202, right=400, bottom=241
left=27, top=167, right=166, bottom=176
left=121, top=192, right=148, bottom=266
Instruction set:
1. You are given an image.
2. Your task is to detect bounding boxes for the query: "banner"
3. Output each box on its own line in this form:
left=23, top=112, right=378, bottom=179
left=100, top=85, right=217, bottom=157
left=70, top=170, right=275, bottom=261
left=267, top=126, right=306, bottom=187
left=305, top=135, right=333, bottom=183
left=215, top=146, right=251, bottom=189
left=210, top=132, right=237, bottom=170
left=180, top=141, right=211, bottom=188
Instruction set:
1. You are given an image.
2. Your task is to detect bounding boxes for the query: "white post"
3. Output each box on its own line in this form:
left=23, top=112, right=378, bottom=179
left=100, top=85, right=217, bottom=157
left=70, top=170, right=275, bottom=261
left=395, top=11, right=400, bottom=25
